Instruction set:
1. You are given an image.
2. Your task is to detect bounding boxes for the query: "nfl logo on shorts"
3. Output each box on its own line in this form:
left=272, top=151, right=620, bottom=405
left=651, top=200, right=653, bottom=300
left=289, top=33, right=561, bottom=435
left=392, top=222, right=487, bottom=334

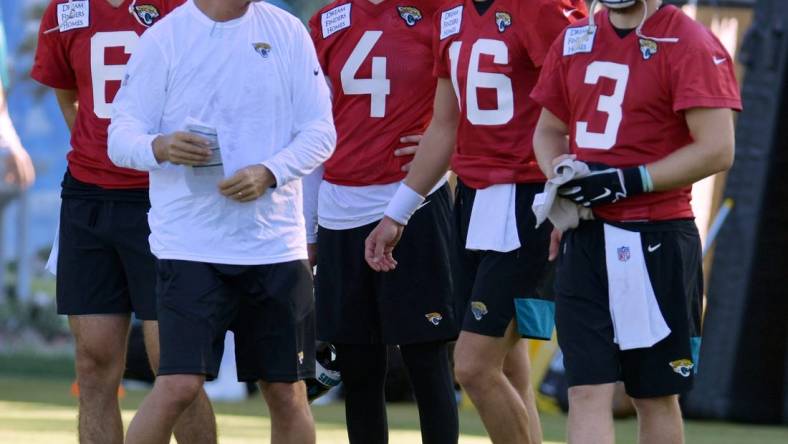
left=617, top=246, right=631, bottom=262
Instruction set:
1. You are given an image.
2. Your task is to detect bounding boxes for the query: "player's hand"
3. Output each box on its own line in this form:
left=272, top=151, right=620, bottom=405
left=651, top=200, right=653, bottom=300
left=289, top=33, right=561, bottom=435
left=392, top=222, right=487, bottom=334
left=364, top=216, right=404, bottom=272
left=549, top=228, right=562, bottom=262
left=307, top=243, right=318, bottom=269
left=219, top=165, right=275, bottom=203
left=395, top=134, right=422, bottom=172
left=153, top=132, right=213, bottom=166
left=4, top=146, right=35, bottom=189
left=558, top=163, right=644, bottom=208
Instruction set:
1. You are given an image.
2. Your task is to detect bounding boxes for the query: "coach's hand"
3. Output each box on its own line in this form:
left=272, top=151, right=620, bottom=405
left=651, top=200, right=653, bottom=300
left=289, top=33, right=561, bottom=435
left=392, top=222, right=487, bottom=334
left=395, top=134, right=423, bottom=172
left=153, top=132, right=212, bottom=166
left=365, top=216, right=404, bottom=272
left=219, top=165, right=276, bottom=203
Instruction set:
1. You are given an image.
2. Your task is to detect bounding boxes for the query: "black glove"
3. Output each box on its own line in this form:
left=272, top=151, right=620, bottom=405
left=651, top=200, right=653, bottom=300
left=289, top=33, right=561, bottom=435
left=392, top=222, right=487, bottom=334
left=558, top=163, right=646, bottom=208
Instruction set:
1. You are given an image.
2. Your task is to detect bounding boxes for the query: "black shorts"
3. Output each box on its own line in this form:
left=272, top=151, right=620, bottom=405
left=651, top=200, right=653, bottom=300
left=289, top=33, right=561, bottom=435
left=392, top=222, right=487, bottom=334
left=156, top=259, right=316, bottom=382
left=315, top=184, right=459, bottom=345
left=555, top=219, right=703, bottom=399
left=56, top=172, right=156, bottom=320
left=454, top=180, right=554, bottom=339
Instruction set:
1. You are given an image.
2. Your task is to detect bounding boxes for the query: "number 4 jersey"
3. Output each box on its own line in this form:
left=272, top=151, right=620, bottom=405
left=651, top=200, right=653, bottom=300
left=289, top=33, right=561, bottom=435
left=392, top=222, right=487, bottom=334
left=434, top=0, right=586, bottom=189
left=31, top=0, right=183, bottom=189
left=531, top=5, right=742, bottom=222
left=309, top=0, right=444, bottom=187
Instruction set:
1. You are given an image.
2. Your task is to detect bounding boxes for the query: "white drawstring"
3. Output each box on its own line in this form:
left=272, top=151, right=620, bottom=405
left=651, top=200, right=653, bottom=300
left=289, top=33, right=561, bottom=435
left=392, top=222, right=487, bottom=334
left=588, top=0, right=679, bottom=43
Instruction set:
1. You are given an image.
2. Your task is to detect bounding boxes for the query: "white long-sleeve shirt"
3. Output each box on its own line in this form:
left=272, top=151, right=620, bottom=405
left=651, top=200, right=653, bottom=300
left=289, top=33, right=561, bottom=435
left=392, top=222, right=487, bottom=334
left=109, top=0, right=335, bottom=265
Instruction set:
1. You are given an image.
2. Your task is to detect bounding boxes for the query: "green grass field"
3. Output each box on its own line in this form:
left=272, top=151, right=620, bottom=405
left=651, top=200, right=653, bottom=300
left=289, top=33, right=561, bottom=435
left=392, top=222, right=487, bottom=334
left=0, top=355, right=785, bottom=443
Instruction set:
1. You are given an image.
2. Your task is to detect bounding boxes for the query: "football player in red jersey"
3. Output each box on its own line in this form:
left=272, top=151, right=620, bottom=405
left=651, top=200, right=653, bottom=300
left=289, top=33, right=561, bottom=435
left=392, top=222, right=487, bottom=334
left=364, top=1, right=586, bottom=442
left=31, top=1, right=215, bottom=443
left=307, top=1, right=460, bottom=442
left=530, top=0, right=741, bottom=443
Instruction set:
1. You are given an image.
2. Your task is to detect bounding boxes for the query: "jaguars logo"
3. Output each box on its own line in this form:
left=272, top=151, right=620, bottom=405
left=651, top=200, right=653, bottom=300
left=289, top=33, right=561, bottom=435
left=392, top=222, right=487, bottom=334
left=471, top=302, right=488, bottom=321
left=133, top=5, right=161, bottom=27
left=253, top=42, right=272, bottom=59
left=639, top=38, right=658, bottom=60
left=397, top=6, right=423, bottom=27
left=495, top=12, right=512, bottom=33
left=669, top=359, right=694, bottom=378
left=425, top=312, right=443, bottom=326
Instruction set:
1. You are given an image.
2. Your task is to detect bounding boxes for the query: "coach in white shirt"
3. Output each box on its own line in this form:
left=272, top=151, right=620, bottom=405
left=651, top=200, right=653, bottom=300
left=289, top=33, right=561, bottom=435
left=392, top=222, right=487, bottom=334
left=108, top=0, right=335, bottom=442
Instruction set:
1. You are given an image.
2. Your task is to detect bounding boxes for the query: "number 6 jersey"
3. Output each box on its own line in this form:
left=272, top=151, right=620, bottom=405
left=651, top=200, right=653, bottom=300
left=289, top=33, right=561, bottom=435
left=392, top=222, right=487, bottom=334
left=531, top=5, right=742, bottom=222
left=31, top=0, right=183, bottom=189
left=434, top=0, right=586, bottom=189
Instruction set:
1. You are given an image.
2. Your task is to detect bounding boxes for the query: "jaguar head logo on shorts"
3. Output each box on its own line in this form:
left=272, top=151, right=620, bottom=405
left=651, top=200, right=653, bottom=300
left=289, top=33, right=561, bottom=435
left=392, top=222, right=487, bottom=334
left=132, top=4, right=161, bottom=27
left=495, top=12, right=512, bottom=33
left=397, top=6, right=423, bottom=27
left=669, top=359, right=694, bottom=377
left=471, top=301, right=488, bottom=321
left=425, top=312, right=443, bottom=326
left=253, top=42, right=272, bottom=59
left=298, top=351, right=305, bottom=365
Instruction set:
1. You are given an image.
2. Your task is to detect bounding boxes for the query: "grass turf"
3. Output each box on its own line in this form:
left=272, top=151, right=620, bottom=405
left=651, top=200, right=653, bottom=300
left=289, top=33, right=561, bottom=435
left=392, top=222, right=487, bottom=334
left=0, top=355, right=786, bottom=443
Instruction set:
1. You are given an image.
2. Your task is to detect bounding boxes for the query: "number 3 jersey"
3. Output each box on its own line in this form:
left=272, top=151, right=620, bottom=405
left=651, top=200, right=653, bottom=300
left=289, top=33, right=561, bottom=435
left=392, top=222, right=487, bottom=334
left=31, top=0, right=183, bottom=189
left=434, top=0, right=586, bottom=189
left=309, top=0, right=444, bottom=187
left=531, top=5, right=742, bottom=222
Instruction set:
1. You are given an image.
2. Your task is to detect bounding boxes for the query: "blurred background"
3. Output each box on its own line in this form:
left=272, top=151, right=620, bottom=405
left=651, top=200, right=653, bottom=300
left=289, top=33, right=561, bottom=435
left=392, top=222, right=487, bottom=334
left=0, top=0, right=785, bottom=443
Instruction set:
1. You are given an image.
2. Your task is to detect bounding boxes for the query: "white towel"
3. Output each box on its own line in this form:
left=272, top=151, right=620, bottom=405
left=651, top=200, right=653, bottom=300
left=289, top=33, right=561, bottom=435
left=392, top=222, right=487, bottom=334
left=532, top=159, right=594, bottom=232
left=465, top=184, right=520, bottom=253
left=603, top=224, right=671, bottom=350
left=45, top=222, right=59, bottom=276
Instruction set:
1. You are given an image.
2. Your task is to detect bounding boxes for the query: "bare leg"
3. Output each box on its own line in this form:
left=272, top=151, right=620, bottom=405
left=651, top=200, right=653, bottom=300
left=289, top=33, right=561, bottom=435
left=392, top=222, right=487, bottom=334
left=567, top=384, right=616, bottom=444
left=503, top=337, right=542, bottom=444
left=69, top=315, right=130, bottom=444
left=142, top=321, right=217, bottom=444
left=260, top=381, right=315, bottom=444
left=454, top=321, right=535, bottom=444
left=632, top=395, right=684, bottom=444
left=126, top=374, right=205, bottom=444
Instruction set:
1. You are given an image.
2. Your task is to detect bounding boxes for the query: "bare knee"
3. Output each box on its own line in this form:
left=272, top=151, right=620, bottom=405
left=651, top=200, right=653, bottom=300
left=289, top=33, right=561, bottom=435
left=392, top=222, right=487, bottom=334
left=261, top=381, right=310, bottom=418
left=156, top=375, right=204, bottom=410
left=454, top=352, right=493, bottom=393
left=75, top=345, right=125, bottom=391
left=632, top=395, right=680, bottom=418
left=569, top=384, right=615, bottom=411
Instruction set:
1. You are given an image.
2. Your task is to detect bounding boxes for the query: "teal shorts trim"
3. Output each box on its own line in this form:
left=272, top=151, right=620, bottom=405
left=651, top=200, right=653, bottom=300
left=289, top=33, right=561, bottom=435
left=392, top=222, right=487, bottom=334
left=515, top=298, right=555, bottom=341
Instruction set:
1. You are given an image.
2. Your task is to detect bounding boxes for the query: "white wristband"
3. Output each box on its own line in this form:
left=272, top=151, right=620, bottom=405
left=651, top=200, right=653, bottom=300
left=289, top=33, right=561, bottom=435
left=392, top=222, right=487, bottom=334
left=384, top=184, right=425, bottom=225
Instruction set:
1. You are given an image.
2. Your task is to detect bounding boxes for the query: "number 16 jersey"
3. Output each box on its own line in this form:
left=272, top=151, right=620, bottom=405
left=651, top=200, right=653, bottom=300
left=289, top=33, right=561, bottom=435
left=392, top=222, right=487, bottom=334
left=434, top=0, right=586, bottom=189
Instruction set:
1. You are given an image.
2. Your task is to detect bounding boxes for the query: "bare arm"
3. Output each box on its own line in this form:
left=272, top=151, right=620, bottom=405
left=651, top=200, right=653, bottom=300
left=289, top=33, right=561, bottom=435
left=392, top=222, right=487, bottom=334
left=54, top=88, right=78, bottom=132
left=402, top=78, right=460, bottom=195
left=533, top=107, right=571, bottom=179
left=647, top=107, right=735, bottom=191
left=363, top=78, right=460, bottom=271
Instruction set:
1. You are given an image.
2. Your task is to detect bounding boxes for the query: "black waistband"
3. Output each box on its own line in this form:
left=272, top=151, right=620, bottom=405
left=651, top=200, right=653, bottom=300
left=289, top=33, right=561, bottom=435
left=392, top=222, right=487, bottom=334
left=61, top=170, right=149, bottom=203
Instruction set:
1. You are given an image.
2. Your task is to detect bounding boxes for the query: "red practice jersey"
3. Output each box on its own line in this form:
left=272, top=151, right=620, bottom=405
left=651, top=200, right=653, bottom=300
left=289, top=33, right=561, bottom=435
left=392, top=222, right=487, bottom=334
left=309, top=0, right=444, bottom=186
left=531, top=5, right=742, bottom=221
left=31, top=0, right=184, bottom=189
left=434, top=0, right=586, bottom=189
